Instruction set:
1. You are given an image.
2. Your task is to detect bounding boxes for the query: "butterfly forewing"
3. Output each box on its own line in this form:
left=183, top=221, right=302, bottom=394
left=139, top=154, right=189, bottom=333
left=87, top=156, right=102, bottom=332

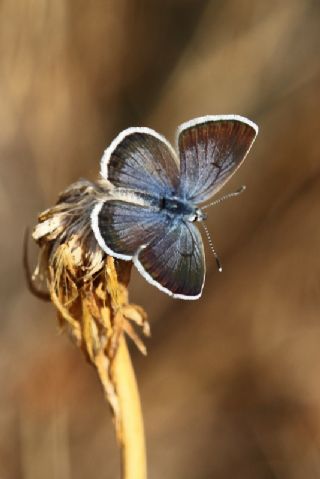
left=101, top=128, right=180, bottom=197
left=177, top=116, right=258, bottom=204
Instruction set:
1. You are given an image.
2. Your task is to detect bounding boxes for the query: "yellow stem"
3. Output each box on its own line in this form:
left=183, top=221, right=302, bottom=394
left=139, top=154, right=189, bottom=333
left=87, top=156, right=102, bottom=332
left=113, top=335, right=147, bottom=479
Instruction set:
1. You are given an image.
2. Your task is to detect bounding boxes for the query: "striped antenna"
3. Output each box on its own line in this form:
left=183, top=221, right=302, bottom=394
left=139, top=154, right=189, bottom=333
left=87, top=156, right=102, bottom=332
left=202, top=185, right=246, bottom=210
left=200, top=222, right=222, bottom=272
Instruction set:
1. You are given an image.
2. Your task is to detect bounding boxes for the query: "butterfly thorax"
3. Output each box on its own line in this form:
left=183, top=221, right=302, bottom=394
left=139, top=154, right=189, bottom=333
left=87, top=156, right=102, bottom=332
left=159, top=196, right=207, bottom=223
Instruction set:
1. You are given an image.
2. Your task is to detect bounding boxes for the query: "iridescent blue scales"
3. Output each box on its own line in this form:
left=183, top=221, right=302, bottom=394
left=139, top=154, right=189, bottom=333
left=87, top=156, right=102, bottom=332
left=91, top=115, right=258, bottom=299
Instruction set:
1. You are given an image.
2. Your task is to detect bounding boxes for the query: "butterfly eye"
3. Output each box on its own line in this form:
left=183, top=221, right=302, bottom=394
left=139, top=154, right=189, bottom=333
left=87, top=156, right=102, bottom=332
left=195, top=209, right=207, bottom=222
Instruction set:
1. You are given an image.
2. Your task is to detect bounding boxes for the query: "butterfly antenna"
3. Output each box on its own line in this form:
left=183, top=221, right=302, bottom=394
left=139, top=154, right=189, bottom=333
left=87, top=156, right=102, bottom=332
left=200, top=222, right=222, bottom=272
left=202, top=185, right=246, bottom=210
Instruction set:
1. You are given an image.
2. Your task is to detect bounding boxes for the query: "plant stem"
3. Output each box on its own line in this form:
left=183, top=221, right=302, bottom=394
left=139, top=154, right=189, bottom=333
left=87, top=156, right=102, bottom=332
left=113, top=335, right=147, bottom=479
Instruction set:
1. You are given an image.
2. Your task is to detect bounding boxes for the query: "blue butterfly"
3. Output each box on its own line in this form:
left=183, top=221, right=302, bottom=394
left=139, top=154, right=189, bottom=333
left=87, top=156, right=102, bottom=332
left=91, top=115, right=258, bottom=299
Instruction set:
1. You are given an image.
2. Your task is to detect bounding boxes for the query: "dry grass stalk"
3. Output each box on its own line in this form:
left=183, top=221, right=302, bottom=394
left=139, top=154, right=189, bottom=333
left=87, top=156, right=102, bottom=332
left=28, top=179, right=149, bottom=479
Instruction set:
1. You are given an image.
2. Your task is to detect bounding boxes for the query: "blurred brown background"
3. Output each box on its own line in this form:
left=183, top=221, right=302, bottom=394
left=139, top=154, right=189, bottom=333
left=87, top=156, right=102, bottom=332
left=1, top=0, right=320, bottom=477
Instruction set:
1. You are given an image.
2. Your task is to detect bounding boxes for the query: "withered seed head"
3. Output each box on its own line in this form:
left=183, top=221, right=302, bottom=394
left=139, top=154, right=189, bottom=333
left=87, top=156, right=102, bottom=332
left=31, top=179, right=149, bottom=357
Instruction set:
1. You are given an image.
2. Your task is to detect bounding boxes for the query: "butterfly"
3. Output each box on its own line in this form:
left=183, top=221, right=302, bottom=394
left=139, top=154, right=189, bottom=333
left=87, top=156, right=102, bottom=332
left=91, top=115, right=258, bottom=299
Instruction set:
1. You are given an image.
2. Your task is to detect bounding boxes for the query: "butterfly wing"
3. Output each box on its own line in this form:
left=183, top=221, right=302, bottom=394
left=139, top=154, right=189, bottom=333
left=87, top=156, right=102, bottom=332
left=92, top=197, right=205, bottom=299
left=100, top=127, right=180, bottom=197
left=177, top=115, right=258, bottom=203
left=91, top=197, right=171, bottom=260
left=134, top=220, right=205, bottom=299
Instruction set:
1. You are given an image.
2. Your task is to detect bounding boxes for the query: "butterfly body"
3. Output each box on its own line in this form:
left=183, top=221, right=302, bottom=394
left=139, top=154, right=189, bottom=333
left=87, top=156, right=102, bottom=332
left=157, top=195, right=205, bottom=223
left=91, top=115, right=258, bottom=299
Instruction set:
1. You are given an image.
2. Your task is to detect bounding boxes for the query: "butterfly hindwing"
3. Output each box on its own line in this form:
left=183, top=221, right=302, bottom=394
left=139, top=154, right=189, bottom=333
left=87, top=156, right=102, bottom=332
left=177, top=115, right=258, bottom=203
left=91, top=197, right=171, bottom=260
left=92, top=198, right=205, bottom=299
left=134, top=220, right=205, bottom=299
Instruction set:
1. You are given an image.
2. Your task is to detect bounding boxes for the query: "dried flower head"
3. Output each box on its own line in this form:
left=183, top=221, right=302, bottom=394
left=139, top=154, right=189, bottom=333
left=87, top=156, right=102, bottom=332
left=28, top=179, right=149, bottom=437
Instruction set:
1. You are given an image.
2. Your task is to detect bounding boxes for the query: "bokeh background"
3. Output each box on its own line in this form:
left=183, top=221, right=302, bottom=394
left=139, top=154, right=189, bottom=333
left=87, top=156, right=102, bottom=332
left=1, top=1, right=320, bottom=477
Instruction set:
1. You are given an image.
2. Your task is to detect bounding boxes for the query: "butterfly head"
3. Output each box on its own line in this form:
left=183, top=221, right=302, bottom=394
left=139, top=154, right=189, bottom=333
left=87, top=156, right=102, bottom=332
left=188, top=208, right=207, bottom=223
